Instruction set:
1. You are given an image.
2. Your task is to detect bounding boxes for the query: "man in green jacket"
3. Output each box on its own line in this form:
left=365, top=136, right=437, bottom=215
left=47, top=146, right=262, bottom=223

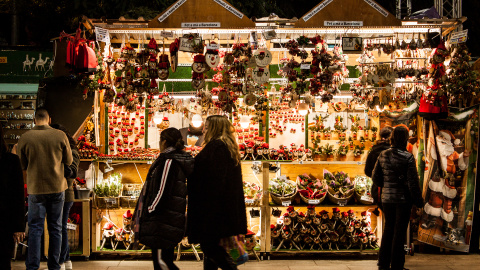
left=17, top=107, right=73, bottom=270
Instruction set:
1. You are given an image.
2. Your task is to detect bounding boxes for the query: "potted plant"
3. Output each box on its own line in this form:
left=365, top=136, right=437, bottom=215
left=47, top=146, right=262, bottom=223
left=324, top=169, right=355, bottom=205
left=336, top=144, right=348, bottom=161
left=296, top=173, right=327, bottom=204
left=333, top=116, right=345, bottom=140
left=353, top=145, right=365, bottom=161
left=350, top=124, right=359, bottom=140
left=323, top=143, right=336, bottom=161
left=371, top=126, right=378, bottom=140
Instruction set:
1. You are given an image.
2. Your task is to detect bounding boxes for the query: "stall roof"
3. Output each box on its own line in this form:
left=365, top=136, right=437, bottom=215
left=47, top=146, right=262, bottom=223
left=148, top=0, right=255, bottom=29
left=295, top=0, right=401, bottom=28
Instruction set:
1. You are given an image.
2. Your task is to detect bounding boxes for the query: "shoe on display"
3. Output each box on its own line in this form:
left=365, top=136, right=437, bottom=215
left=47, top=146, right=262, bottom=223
left=65, top=260, right=73, bottom=270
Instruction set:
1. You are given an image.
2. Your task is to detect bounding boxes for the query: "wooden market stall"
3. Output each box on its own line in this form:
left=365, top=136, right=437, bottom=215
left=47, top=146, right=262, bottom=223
left=76, top=0, right=475, bottom=259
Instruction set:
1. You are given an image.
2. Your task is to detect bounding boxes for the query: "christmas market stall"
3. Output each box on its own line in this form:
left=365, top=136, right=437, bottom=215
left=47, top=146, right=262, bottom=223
left=51, top=0, right=480, bottom=258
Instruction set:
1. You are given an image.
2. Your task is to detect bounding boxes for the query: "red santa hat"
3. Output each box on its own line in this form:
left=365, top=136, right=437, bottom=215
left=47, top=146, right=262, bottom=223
left=347, top=209, right=354, bottom=214
left=320, top=210, right=329, bottom=215
left=361, top=211, right=370, bottom=217
left=298, top=212, right=305, bottom=217
left=123, top=210, right=132, bottom=219
left=103, top=222, right=115, bottom=230
left=246, top=229, right=255, bottom=236
left=307, top=204, right=315, bottom=209
left=194, top=54, right=205, bottom=63
left=332, top=207, right=340, bottom=213
left=148, top=38, right=158, bottom=50
left=341, top=212, right=348, bottom=217
left=286, top=206, right=295, bottom=212
left=436, top=40, right=448, bottom=56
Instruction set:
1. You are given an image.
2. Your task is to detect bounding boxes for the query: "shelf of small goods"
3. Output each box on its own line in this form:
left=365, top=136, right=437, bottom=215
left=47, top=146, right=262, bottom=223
left=66, top=14, right=480, bottom=256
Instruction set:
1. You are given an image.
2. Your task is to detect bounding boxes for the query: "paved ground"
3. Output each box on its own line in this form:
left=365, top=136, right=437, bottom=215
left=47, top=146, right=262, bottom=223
left=11, top=253, right=480, bottom=270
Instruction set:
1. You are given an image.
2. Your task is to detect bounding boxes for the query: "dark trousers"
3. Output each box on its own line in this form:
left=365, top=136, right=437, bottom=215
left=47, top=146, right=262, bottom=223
left=200, top=240, right=237, bottom=270
left=60, top=201, right=73, bottom=264
left=378, top=203, right=412, bottom=270
left=0, top=230, right=14, bottom=270
left=151, top=247, right=178, bottom=270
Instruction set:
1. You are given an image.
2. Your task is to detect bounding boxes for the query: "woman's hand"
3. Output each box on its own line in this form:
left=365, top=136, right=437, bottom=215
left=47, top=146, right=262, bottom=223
left=13, top=232, right=25, bottom=243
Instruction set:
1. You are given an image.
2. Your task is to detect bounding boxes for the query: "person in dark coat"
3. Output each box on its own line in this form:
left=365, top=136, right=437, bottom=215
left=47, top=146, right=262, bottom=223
left=365, top=126, right=393, bottom=209
left=0, top=126, right=25, bottom=269
left=372, top=126, right=424, bottom=270
left=134, top=128, right=194, bottom=270
left=187, top=115, right=247, bottom=270
left=50, top=124, right=80, bottom=270
left=364, top=126, right=393, bottom=177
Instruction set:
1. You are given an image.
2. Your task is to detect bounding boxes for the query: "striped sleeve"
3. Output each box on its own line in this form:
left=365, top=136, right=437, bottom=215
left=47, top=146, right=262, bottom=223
left=148, top=159, right=172, bottom=213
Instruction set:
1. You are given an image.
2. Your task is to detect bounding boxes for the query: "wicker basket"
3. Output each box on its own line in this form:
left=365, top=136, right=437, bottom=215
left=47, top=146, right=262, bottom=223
left=270, top=191, right=297, bottom=205
left=120, top=196, right=138, bottom=208
left=354, top=191, right=374, bottom=205
left=296, top=178, right=327, bottom=205
left=326, top=187, right=354, bottom=205
left=122, top=184, right=142, bottom=197
left=245, top=196, right=262, bottom=207
left=298, top=191, right=326, bottom=205
left=94, top=196, right=120, bottom=209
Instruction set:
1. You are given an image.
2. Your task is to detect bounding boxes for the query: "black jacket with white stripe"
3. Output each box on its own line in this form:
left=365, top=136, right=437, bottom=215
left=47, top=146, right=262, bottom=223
left=138, top=148, right=194, bottom=249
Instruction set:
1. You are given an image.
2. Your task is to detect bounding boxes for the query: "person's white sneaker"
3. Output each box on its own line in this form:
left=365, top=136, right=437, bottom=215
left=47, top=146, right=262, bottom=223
left=64, top=260, right=73, bottom=270
left=60, top=263, right=66, bottom=270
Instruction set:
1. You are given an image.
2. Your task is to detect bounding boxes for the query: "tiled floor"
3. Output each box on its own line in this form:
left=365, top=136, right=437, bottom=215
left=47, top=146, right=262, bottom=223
left=11, top=253, right=480, bottom=270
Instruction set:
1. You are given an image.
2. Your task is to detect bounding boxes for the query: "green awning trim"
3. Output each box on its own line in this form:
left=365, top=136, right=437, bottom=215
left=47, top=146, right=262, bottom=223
left=0, top=83, right=39, bottom=94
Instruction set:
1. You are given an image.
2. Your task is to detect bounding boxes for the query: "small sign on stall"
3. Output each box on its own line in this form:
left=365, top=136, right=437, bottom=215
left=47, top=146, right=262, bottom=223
left=181, top=22, right=221, bottom=28
left=450, top=30, right=468, bottom=45
left=160, top=31, right=174, bottom=38
left=282, top=201, right=291, bottom=206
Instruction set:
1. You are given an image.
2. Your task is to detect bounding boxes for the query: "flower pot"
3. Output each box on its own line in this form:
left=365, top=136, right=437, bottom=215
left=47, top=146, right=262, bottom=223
left=352, top=133, right=357, bottom=140
left=327, top=154, right=335, bottom=161
left=337, top=155, right=347, bottom=161
left=320, top=132, right=326, bottom=140
left=354, top=155, right=362, bottom=161
left=320, top=154, right=328, bottom=161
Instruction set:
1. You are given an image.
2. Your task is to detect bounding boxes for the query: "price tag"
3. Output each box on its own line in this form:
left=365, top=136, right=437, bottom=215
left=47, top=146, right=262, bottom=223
left=308, top=199, right=320, bottom=204
left=282, top=201, right=291, bottom=206
left=300, top=64, right=310, bottom=70
left=253, top=161, right=261, bottom=166
left=147, top=160, right=152, bottom=164
left=131, top=196, right=137, bottom=199
left=361, top=196, right=374, bottom=203
left=107, top=159, right=113, bottom=164
left=160, top=31, right=174, bottom=38
left=357, top=161, right=363, bottom=165
left=66, top=223, right=77, bottom=230
left=299, top=160, right=304, bottom=164
left=338, top=199, right=347, bottom=206
left=245, top=199, right=255, bottom=204
left=106, top=198, right=116, bottom=203
left=78, top=188, right=89, bottom=191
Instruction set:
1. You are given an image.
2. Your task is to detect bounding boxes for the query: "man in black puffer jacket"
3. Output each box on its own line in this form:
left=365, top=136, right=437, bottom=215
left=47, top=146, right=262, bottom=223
left=134, top=128, right=194, bottom=270
left=372, top=126, right=423, bottom=270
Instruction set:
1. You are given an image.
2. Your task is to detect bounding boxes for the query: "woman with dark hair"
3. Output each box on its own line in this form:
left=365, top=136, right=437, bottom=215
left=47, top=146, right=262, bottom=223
left=0, top=126, right=25, bottom=269
left=50, top=123, right=80, bottom=270
left=372, top=126, right=424, bottom=270
left=187, top=115, right=247, bottom=270
left=134, top=127, right=194, bottom=270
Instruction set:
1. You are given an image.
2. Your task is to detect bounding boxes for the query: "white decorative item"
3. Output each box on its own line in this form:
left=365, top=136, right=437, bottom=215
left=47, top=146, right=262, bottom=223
left=254, top=48, right=272, bottom=67
left=252, top=67, right=270, bottom=84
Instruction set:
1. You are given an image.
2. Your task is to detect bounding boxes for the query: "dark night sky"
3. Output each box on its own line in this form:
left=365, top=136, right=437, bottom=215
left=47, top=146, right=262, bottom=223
left=0, top=0, right=479, bottom=56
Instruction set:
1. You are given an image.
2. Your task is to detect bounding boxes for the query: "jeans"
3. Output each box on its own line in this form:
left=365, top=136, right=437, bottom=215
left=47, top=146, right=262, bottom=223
left=200, top=240, right=237, bottom=270
left=26, top=192, right=65, bottom=270
left=151, top=247, right=178, bottom=270
left=378, top=203, right=412, bottom=270
left=60, top=201, right=73, bottom=264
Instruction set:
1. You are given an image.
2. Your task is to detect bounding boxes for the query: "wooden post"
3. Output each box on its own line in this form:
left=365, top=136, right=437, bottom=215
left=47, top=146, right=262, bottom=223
left=262, top=162, right=271, bottom=253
